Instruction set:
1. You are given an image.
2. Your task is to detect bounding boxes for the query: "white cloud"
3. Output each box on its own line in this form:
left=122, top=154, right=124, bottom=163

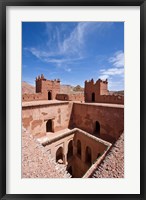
left=100, top=68, right=124, bottom=76
left=64, top=68, right=71, bottom=72
left=24, top=22, right=114, bottom=71
left=109, top=51, right=124, bottom=67
left=99, top=74, right=109, bottom=80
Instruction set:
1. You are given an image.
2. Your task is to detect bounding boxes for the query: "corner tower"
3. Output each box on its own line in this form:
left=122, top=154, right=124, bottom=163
left=35, top=74, right=60, bottom=100
left=84, top=79, right=108, bottom=102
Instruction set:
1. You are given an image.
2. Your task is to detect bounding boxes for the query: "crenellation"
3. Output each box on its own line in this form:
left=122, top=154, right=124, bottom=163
left=84, top=78, right=123, bottom=104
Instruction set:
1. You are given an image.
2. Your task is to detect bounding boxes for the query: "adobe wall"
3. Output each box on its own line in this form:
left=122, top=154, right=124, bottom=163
left=22, top=93, right=45, bottom=102
left=56, top=93, right=84, bottom=101
left=68, top=93, right=84, bottom=101
left=96, top=95, right=124, bottom=104
left=56, top=94, right=69, bottom=101
left=22, top=101, right=73, bottom=136
left=70, top=103, right=124, bottom=143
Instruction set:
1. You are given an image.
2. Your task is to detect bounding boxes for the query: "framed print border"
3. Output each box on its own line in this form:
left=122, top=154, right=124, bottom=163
left=0, top=0, right=145, bottom=199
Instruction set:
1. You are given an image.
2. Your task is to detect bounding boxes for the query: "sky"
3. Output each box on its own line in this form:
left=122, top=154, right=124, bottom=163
left=22, top=22, right=124, bottom=91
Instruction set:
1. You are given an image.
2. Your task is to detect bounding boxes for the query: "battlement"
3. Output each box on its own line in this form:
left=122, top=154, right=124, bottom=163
left=84, top=78, right=124, bottom=104
left=85, top=78, right=108, bottom=85
left=35, top=74, right=60, bottom=98
left=85, top=78, right=109, bottom=96
left=36, top=74, right=60, bottom=83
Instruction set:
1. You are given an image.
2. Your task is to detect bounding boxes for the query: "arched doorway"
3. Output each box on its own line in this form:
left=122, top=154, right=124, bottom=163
left=67, top=140, right=73, bottom=161
left=46, top=119, right=52, bottom=132
left=95, top=121, right=100, bottom=134
left=85, top=146, right=92, bottom=165
left=56, top=147, right=63, bottom=163
left=92, top=92, right=95, bottom=102
left=48, top=91, right=52, bottom=100
left=77, top=140, right=81, bottom=158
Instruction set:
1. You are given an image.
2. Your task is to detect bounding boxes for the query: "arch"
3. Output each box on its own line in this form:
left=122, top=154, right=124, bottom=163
left=77, top=140, right=81, bottom=158
left=95, top=121, right=100, bottom=134
left=48, top=91, right=52, bottom=100
left=92, top=92, right=95, bottom=102
left=85, top=146, right=92, bottom=165
left=67, top=140, right=73, bottom=161
left=46, top=119, right=52, bottom=132
left=56, top=146, right=63, bottom=163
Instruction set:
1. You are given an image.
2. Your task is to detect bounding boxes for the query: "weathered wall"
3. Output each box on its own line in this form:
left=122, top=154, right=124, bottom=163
left=22, top=102, right=73, bottom=136
left=56, top=94, right=69, bottom=101
left=70, top=103, right=124, bottom=142
left=56, top=93, right=84, bottom=102
left=22, top=93, right=45, bottom=102
left=71, top=130, right=109, bottom=177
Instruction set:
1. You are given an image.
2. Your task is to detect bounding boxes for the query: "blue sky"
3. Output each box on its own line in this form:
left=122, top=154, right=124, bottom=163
left=22, top=22, right=124, bottom=91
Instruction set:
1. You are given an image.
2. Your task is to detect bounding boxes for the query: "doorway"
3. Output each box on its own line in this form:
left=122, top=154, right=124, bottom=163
left=92, top=92, right=95, bottom=102
left=48, top=91, right=52, bottom=100
left=46, top=119, right=52, bottom=132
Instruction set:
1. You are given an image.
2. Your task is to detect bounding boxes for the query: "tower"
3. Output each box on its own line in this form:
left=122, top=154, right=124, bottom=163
left=84, top=79, right=108, bottom=102
left=35, top=74, right=60, bottom=100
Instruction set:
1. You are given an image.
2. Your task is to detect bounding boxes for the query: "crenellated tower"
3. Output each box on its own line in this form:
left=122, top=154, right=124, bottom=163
left=35, top=74, right=60, bottom=100
left=84, top=78, right=109, bottom=102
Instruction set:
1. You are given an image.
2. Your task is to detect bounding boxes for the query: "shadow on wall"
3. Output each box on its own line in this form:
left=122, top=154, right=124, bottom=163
left=68, top=103, right=124, bottom=144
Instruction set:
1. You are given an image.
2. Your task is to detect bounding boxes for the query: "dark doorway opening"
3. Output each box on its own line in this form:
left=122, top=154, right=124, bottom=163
left=56, top=147, right=63, bottom=163
left=92, top=92, right=95, bottom=102
left=46, top=119, right=52, bottom=132
left=48, top=91, right=52, bottom=100
left=95, top=121, right=100, bottom=134
left=67, top=140, right=73, bottom=161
